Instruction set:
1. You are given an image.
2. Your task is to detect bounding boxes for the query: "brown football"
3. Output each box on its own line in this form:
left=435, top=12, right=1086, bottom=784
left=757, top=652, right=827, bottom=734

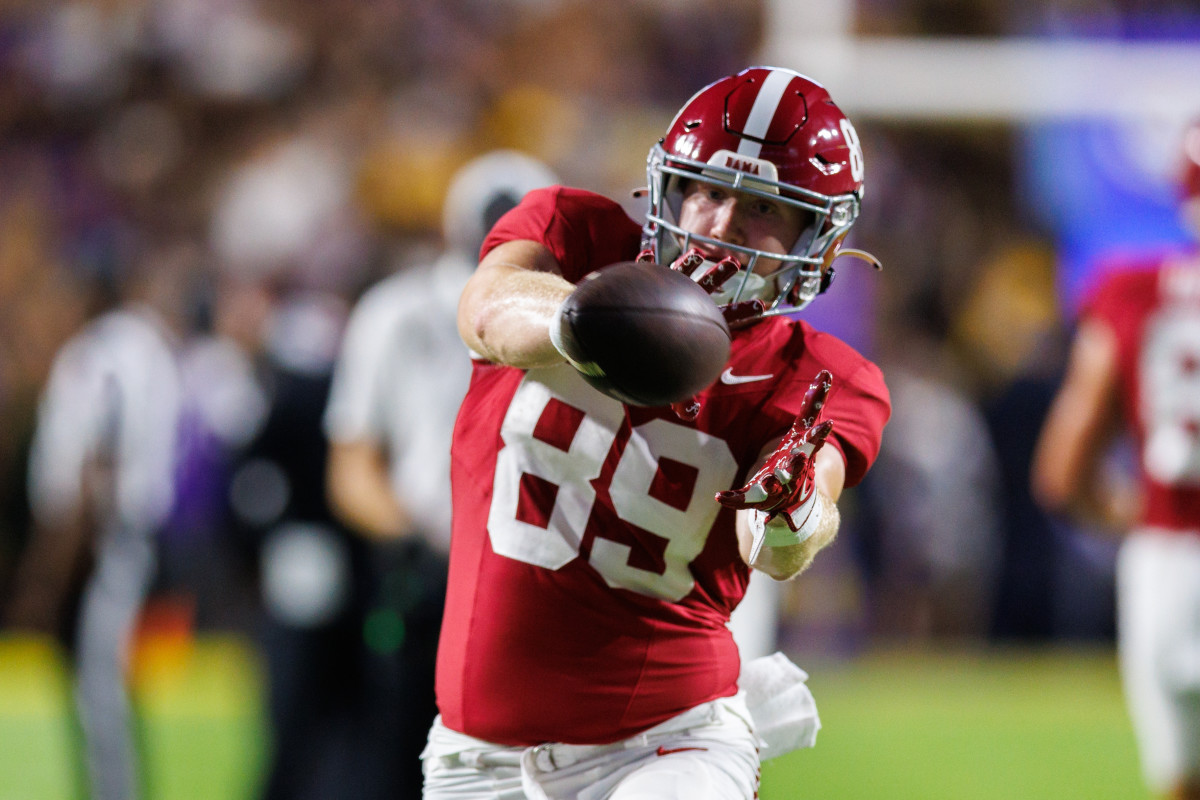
left=553, top=261, right=732, bottom=406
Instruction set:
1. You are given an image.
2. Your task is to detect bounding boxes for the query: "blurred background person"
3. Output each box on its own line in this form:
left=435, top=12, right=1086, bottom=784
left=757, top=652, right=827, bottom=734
left=223, top=284, right=372, bottom=800
left=3, top=240, right=187, bottom=800
left=322, top=148, right=558, bottom=798
left=1032, top=119, right=1200, bottom=800
left=207, top=96, right=391, bottom=800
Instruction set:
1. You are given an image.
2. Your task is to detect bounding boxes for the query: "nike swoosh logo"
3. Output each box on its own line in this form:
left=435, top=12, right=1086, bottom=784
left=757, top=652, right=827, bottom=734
left=656, top=746, right=708, bottom=757
left=720, top=367, right=773, bottom=385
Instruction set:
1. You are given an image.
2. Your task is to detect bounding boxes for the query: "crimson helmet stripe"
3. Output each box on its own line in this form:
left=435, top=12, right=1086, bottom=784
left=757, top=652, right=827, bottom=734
left=735, top=69, right=794, bottom=159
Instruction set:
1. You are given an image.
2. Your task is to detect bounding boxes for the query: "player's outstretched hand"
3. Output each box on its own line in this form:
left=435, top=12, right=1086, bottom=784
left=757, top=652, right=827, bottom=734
left=646, top=248, right=765, bottom=421
left=716, top=370, right=834, bottom=560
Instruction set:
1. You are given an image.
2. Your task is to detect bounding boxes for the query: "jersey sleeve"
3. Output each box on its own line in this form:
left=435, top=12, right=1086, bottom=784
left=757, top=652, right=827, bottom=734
left=821, top=358, right=891, bottom=487
left=27, top=337, right=102, bottom=528
left=29, top=315, right=182, bottom=531
left=480, top=186, right=643, bottom=283
left=1080, top=268, right=1132, bottom=332
left=775, top=328, right=891, bottom=488
left=323, top=280, right=401, bottom=443
left=1079, top=255, right=1166, bottom=333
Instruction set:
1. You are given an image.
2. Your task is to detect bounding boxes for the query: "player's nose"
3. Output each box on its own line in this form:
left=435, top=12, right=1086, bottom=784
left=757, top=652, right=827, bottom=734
left=709, top=198, right=742, bottom=245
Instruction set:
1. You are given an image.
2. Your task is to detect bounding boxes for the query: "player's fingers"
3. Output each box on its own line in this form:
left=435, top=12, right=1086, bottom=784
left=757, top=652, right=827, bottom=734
left=714, top=487, right=747, bottom=508
left=775, top=448, right=812, bottom=486
left=805, top=419, right=834, bottom=449
left=781, top=416, right=811, bottom=447
left=696, top=258, right=740, bottom=294
left=797, top=370, right=833, bottom=426
left=670, top=396, right=701, bottom=421
left=716, top=474, right=782, bottom=509
left=781, top=420, right=833, bottom=467
left=671, top=248, right=705, bottom=276
left=722, top=299, right=765, bottom=329
left=775, top=420, right=833, bottom=480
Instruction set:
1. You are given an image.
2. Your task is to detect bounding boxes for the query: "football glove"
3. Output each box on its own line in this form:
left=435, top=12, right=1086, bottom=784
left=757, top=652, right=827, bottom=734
left=641, top=248, right=765, bottom=421
left=716, top=370, right=834, bottom=562
left=664, top=249, right=766, bottom=329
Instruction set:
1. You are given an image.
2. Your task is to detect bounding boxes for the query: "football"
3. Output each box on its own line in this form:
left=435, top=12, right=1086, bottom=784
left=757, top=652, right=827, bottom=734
left=553, top=261, right=732, bottom=406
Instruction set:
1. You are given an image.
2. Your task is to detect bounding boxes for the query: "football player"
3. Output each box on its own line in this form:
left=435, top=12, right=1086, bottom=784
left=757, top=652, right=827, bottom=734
left=1032, top=119, right=1200, bottom=800
left=423, top=67, right=891, bottom=799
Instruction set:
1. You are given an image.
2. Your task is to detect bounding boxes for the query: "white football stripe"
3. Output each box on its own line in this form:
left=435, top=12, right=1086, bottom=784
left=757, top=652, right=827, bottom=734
left=737, top=69, right=794, bottom=158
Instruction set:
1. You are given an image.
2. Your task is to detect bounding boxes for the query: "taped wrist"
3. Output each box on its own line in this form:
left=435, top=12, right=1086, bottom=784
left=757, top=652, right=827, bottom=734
left=753, top=488, right=823, bottom=549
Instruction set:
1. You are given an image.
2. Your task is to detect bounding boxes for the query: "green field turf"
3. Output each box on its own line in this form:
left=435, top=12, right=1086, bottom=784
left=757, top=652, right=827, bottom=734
left=0, top=636, right=1147, bottom=800
left=762, top=646, right=1148, bottom=800
left=0, top=634, right=266, bottom=800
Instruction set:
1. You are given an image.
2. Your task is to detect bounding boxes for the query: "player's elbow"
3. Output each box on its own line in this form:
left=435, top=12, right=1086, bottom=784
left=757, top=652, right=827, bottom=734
left=457, top=284, right=492, bottom=356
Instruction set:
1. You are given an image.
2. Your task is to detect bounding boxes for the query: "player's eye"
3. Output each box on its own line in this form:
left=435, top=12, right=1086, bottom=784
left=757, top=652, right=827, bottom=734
left=744, top=197, right=787, bottom=223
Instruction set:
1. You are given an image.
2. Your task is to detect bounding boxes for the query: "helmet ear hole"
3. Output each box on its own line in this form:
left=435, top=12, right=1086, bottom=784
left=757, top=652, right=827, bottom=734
left=818, top=266, right=836, bottom=294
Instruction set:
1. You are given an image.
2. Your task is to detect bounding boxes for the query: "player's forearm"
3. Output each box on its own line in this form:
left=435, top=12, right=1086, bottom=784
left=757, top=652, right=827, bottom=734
left=331, top=486, right=411, bottom=541
left=1031, top=318, right=1123, bottom=527
left=459, top=257, right=574, bottom=369
left=326, top=443, right=413, bottom=541
left=1032, top=419, right=1135, bottom=530
left=751, top=492, right=840, bottom=580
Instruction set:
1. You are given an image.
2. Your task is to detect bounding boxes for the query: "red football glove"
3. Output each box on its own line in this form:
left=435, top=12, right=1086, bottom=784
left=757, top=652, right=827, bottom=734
left=716, top=370, right=834, bottom=561
left=642, top=248, right=766, bottom=421
left=666, top=249, right=766, bottom=329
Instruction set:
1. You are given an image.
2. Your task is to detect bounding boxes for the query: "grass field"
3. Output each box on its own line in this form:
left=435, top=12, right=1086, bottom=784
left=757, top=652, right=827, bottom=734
left=0, top=635, right=1147, bottom=800
left=762, top=646, right=1148, bottom=799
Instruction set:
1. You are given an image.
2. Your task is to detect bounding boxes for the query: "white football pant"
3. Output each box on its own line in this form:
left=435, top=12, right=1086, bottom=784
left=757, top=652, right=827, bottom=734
left=1117, top=530, right=1200, bottom=793
left=421, top=694, right=760, bottom=800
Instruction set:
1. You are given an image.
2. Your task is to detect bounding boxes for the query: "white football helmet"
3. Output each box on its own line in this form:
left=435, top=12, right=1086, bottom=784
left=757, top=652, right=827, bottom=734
left=442, top=150, right=559, bottom=261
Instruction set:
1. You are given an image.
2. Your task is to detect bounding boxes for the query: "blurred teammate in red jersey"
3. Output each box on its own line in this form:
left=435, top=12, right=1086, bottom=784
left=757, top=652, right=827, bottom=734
left=1033, top=120, right=1200, bottom=800
left=421, top=67, right=890, bottom=799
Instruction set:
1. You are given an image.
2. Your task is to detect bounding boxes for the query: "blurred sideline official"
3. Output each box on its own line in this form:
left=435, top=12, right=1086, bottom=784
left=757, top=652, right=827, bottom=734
left=3, top=245, right=184, bottom=800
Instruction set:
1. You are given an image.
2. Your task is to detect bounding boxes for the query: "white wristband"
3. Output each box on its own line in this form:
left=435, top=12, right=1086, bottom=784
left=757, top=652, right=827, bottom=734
left=748, top=490, right=822, bottom=562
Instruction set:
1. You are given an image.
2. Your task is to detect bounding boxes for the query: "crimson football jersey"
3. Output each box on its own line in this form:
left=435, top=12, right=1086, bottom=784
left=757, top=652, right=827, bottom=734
left=1084, top=252, right=1200, bottom=530
left=436, top=187, right=890, bottom=746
